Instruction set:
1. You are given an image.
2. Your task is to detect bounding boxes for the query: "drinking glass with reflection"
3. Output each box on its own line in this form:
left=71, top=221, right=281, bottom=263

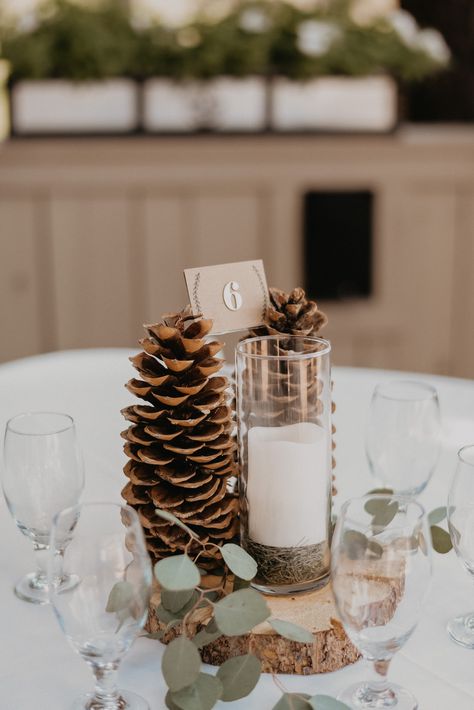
left=48, top=502, right=152, bottom=710
left=447, top=445, right=474, bottom=647
left=367, top=381, right=441, bottom=496
left=331, top=495, right=432, bottom=710
left=2, top=412, right=84, bottom=604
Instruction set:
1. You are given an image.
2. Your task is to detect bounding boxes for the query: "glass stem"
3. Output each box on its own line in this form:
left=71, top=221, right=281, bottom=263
left=360, top=659, right=396, bottom=706
left=370, top=659, right=391, bottom=694
left=90, top=662, right=122, bottom=709
left=32, top=542, right=49, bottom=588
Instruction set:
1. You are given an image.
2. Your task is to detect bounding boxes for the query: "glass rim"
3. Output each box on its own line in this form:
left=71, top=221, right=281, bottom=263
left=6, top=411, right=75, bottom=437
left=458, top=445, right=474, bottom=467
left=236, top=335, right=331, bottom=361
left=51, top=501, right=140, bottom=528
left=339, top=494, right=426, bottom=530
left=374, top=380, right=438, bottom=402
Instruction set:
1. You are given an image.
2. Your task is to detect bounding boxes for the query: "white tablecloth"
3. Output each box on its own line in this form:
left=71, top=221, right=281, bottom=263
left=1, top=349, right=474, bottom=710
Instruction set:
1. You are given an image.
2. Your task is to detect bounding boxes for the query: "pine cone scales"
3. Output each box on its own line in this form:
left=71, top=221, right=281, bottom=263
left=121, top=308, right=238, bottom=568
left=253, top=286, right=328, bottom=337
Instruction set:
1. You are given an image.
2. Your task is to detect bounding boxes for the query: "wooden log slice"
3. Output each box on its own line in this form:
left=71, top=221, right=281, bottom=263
left=146, top=582, right=363, bottom=674
left=147, top=560, right=405, bottom=675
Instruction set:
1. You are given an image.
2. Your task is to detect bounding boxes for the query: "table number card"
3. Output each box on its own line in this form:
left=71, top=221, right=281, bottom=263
left=184, top=259, right=269, bottom=334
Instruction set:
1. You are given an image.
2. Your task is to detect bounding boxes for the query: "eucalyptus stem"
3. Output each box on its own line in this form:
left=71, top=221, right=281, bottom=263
left=181, top=590, right=216, bottom=638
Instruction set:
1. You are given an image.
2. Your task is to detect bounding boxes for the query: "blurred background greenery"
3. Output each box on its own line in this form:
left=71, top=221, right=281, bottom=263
left=0, top=0, right=449, bottom=84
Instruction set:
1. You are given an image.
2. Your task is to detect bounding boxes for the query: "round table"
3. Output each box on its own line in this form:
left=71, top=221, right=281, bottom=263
left=1, top=349, right=474, bottom=710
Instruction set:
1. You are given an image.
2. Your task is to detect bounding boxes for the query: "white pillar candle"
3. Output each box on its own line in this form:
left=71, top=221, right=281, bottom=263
left=247, top=422, right=329, bottom=548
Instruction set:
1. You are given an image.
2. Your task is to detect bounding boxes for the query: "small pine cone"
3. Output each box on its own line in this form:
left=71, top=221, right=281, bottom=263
left=250, top=287, right=327, bottom=338
left=121, top=307, right=238, bottom=568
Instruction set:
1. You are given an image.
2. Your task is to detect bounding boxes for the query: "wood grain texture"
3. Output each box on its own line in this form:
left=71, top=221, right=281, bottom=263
left=193, top=192, right=262, bottom=266
left=146, top=583, right=362, bottom=674
left=451, top=191, right=474, bottom=378
left=0, top=196, right=43, bottom=361
left=50, top=195, right=135, bottom=349
left=0, top=130, right=473, bottom=374
left=143, top=194, right=188, bottom=320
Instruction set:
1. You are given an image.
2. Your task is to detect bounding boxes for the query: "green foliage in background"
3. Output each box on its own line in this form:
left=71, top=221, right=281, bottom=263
left=0, top=0, right=450, bottom=83
left=1, top=0, right=137, bottom=81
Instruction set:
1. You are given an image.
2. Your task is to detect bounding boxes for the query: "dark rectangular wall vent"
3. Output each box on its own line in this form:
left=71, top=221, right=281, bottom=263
left=304, top=190, right=373, bottom=301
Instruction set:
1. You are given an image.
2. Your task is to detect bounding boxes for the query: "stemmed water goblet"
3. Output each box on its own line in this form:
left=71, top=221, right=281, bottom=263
left=447, top=445, right=474, bottom=647
left=48, top=502, right=152, bottom=710
left=366, top=381, right=441, bottom=496
left=331, top=495, right=432, bottom=709
left=2, top=412, right=84, bottom=604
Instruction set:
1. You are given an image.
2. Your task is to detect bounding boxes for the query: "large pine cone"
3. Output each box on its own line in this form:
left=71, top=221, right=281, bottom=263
left=121, top=308, right=238, bottom=569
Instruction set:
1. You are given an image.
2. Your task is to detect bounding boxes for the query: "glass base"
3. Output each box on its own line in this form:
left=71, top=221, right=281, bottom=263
left=251, top=571, right=329, bottom=596
left=447, top=611, right=474, bottom=648
left=72, top=690, right=149, bottom=710
left=14, top=572, right=79, bottom=605
left=338, top=682, right=418, bottom=709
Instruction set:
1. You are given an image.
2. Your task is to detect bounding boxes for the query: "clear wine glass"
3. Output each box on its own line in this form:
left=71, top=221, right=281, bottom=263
left=447, top=445, right=474, bottom=647
left=331, top=495, right=432, bottom=710
left=48, top=502, right=152, bottom=710
left=367, top=381, right=441, bottom=496
left=2, top=412, right=84, bottom=604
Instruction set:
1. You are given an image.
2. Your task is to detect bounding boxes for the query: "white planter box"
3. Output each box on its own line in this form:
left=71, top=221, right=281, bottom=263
left=207, top=78, right=267, bottom=132
left=272, top=76, right=398, bottom=132
left=143, top=77, right=267, bottom=133
left=143, top=79, right=200, bottom=132
left=11, top=79, right=138, bottom=134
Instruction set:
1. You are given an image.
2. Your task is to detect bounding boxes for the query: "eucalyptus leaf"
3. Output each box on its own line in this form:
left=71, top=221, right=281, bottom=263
left=428, top=507, right=447, bottom=526
left=162, top=637, right=201, bottom=693
left=192, top=619, right=222, bottom=649
left=154, top=554, right=201, bottom=592
left=146, top=631, right=164, bottom=640
left=430, top=525, right=453, bottom=554
left=105, top=581, right=133, bottom=613
left=366, top=539, right=384, bottom=559
left=372, top=500, right=399, bottom=528
left=309, top=695, right=351, bottom=709
left=216, top=653, right=261, bottom=701
left=214, top=588, right=271, bottom=636
left=342, top=530, right=368, bottom=560
left=156, top=604, right=180, bottom=625
left=165, top=690, right=181, bottom=710
left=269, top=619, right=314, bottom=644
left=232, top=576, right=251, bottom=592
left=220, top=543, right=258, bottom=581
left=171, top=672, right=223, bottom=710
left=364, top=491, right=394, bottom=515
left=273, top=693, right=312, bottom=709
left=162, top=588, right=196, bottom=614
left=155, top=508, right=199, bottom=540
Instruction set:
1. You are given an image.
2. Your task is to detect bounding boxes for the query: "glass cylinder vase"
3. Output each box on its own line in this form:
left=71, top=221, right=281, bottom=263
left=236, top=335, right=332, bottom=595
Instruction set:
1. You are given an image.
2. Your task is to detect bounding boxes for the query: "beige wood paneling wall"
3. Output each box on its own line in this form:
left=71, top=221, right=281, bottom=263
left=50, top=195, right=136, bottom=349
left=0, top=128, right=473, bottom=376
left=0, top=196, right=43, bottom=360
